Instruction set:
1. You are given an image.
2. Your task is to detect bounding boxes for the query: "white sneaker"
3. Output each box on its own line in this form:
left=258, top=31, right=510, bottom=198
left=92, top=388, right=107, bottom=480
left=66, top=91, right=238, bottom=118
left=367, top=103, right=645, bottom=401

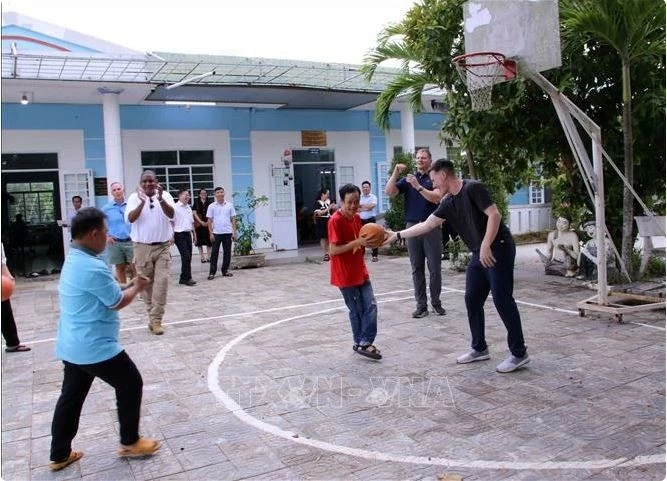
left=496, top=354, right=530, bottom=373
left=456, top=349, right=490, bottom=364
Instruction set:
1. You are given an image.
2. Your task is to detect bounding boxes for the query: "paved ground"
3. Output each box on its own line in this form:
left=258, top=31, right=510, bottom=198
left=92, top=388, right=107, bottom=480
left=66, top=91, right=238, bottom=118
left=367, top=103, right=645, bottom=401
left=2, top=244, right=665, bottom=480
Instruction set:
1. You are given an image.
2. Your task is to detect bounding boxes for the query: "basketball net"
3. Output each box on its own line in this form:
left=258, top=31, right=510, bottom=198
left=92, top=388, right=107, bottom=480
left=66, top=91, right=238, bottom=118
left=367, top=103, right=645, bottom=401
left=452, top=52, right=510, bottom=111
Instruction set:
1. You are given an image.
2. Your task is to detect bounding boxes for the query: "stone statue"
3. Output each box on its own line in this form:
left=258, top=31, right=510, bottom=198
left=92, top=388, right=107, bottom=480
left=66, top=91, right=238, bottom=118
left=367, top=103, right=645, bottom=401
left=577, top=220, right=615, bottom=280
left=536, top=217, right=580, bottom=277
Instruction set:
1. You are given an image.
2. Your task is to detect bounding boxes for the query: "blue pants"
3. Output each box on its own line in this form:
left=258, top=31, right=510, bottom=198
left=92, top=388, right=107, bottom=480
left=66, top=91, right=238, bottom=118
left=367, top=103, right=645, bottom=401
left=340, top=280, right=377, bottom=346
left=465, top=238, right=526, bottom=358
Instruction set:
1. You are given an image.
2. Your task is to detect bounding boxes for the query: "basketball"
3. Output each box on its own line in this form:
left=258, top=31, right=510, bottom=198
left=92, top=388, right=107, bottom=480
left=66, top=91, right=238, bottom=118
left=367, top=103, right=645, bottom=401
left=359, top=223, right=386, bottom=249
left=2, top=275, right=15, bottom=302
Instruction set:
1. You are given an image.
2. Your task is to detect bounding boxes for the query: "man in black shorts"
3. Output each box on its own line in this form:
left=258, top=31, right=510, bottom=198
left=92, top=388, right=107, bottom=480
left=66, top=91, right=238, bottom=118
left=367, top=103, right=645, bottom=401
left=386, top=159, right=529, bottom=373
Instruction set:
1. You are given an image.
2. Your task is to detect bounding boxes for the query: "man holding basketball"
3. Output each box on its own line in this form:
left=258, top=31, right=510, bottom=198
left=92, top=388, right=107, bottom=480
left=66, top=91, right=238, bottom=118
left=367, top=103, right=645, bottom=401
left=328, top=183, right=382, bottom=360
left=385, top=159, right=529, bottom=373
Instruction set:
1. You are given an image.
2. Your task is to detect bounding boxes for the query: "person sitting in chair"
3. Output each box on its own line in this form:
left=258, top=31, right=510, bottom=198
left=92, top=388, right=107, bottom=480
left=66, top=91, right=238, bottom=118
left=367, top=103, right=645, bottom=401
left=536, top=217, right=579, bottom=277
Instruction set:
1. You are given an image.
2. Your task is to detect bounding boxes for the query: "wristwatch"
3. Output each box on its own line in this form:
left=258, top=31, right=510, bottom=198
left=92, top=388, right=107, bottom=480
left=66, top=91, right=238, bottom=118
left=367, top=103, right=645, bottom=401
left=417, top=187, right=424, bottom=193
left=396, top=231, right=402, bottom=241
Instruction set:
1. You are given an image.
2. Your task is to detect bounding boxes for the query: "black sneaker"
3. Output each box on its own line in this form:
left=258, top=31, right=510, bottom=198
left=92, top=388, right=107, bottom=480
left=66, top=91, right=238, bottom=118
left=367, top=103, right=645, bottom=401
left=433, top=305, right=446, bottom=316
left=412, top=308, right=428, bottom=318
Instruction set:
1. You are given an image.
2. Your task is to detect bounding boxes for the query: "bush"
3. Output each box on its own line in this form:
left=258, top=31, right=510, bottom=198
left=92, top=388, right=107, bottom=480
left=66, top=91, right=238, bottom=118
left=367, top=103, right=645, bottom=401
left=232, top=187, right=271, bottom=256
left=383, top=152, right=416, bottom=232
left=447, top=236, right=471, bottom=271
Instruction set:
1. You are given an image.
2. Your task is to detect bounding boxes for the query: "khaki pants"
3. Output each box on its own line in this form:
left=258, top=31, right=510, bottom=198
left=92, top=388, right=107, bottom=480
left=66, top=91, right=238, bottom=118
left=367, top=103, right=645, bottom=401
left=133, top=242, right=171, bottom=325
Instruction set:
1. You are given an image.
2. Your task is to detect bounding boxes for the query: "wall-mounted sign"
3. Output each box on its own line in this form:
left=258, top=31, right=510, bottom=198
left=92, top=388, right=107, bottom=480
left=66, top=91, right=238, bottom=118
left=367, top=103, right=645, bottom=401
left=308, top=148, right=321, bottom=155
left=94, top=177, right=108, bottom=196
left=301, top=130, right=327, bottom=147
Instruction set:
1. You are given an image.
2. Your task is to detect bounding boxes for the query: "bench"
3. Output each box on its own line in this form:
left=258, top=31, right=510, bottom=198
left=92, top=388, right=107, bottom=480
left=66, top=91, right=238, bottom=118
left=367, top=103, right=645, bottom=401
left=634, top=216, right=666, bottom=274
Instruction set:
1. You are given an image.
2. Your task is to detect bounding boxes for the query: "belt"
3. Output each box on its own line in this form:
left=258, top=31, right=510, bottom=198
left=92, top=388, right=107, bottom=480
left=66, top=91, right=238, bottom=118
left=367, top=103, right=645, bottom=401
left=136, top=241, right=169, bottom=246
left=113, top=237, right=131, bottom=242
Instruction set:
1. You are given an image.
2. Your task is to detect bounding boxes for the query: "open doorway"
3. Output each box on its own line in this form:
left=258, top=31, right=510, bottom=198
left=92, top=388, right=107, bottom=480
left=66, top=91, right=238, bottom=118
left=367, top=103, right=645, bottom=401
left=1, top=169, right=64, bottom=276
left=292, top=149, right=336, bottom=245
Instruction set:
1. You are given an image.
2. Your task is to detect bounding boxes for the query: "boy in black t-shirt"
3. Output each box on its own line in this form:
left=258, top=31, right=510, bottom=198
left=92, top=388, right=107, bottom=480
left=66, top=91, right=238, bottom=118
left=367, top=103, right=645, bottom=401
left=385, top=159, right=529, bottom=373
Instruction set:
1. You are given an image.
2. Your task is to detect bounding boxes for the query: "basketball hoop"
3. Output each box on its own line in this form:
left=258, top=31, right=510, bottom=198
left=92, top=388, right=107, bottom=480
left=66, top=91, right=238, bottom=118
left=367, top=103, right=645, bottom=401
left=452, top=52, right=516, bottom=111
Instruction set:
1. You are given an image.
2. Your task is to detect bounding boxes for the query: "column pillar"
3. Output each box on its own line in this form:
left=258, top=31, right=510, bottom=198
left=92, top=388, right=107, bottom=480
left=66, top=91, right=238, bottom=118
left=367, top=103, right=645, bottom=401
left=98, top=87, right=124, bottom=186
left=399, top=102, right=415, bottom=155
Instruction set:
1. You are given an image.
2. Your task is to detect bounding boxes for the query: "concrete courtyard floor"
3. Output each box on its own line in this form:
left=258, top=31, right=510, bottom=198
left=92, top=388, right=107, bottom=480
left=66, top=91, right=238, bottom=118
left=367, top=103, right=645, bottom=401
left=1, top=244, right=665, bottom=480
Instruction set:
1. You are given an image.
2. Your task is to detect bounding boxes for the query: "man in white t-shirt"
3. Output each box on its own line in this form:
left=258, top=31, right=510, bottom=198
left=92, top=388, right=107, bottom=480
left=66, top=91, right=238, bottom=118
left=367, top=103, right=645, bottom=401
left=359, top=180, right=380, bottom=262
left=173, top=189, right=197, bottom=286
left=125, top=170, right=175, bottom=335
left=206, top=186, right=236, bottom=280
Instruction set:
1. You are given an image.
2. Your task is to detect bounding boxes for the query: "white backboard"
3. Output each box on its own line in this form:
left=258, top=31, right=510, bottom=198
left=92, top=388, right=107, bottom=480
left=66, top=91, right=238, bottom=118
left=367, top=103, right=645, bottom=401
left=463, top=0, right=561, bottom=76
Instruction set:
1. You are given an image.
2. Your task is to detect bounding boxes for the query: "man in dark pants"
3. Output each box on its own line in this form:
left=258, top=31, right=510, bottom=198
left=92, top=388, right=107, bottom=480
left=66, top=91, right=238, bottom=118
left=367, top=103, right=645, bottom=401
left=173, top=189, right=197, bottom=286
left=206, top=186, right=237, bottom=280
left=385, top=159, right=529, bottom=373
left=385, top=148, right=445, bottom=318
left=1, top=242, right=30, bottom=352
left=49, top=208, right=159, bottom=472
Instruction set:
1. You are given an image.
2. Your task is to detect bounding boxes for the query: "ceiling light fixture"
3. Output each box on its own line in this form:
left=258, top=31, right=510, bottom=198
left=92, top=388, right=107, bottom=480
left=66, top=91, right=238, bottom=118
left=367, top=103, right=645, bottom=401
left=20, top=93, right=29, bottom=105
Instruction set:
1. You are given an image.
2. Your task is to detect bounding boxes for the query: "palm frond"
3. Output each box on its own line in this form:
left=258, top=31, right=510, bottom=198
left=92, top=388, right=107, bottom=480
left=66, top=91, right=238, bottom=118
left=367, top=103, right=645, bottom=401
left=373, top=72, right=433, bottom=130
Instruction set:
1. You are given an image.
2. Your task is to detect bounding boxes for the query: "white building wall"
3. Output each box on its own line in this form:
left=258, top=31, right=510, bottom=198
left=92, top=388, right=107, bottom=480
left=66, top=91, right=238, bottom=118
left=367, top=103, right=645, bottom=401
left=121, top=130, right=231, bottom=191
left=1, top=129, right=85, bottom=220
left=326, top=131, right=371, bottom=187
left=1, top=129, right=84, bottom=171
left=250, top=131, right=301, bottom=248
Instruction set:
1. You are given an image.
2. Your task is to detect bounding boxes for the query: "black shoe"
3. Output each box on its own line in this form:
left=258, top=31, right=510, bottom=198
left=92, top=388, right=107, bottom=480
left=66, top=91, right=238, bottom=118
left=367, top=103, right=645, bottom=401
left=182, top=279, right=196, bottom=286
left=222, top=272, right=234, bottom=277
left=433, top=305, right=446, bottom=316
left=412, top=308, right=428, bottom=318
left=207, top=274, right=215, bottom=280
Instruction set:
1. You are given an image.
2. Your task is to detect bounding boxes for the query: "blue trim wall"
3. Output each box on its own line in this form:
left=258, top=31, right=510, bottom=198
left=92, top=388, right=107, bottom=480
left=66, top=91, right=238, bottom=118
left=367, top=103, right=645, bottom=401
left=2, top=103, right=446, bottom=209
left=2, top=25, right=100, bottom=53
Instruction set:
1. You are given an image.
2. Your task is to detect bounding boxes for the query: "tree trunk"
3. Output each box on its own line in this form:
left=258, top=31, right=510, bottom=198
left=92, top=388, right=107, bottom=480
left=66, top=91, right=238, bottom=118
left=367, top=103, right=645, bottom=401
left=620, top=61, right=635, bottom=275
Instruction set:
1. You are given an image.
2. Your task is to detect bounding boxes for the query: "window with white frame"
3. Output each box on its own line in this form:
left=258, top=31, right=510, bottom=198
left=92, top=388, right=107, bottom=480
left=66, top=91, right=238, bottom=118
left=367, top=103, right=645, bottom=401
left=376, top=162, right=389, bottom=213
left=529, top=183, right=545, bottom=204
left=141, top=150, right=215, bottom=199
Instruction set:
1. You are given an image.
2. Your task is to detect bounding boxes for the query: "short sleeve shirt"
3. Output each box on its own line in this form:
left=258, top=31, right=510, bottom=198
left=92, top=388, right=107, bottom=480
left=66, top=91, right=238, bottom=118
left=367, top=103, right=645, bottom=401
left=102, top=200, right=131, bottom=240
left=359, top=193, right=378, bottom=220
left=432, top=180, right=510, bottom=251
left=125, top=191, right=175, bottom=243
left=206, top=201, right=236, bottom=234
left=396, top=173, right=438, bottom=223
left=56, top=244, right=124, bottom=364
left=328, top=210, right=369, bottom=288
left=173, top=202, right=195, bottom=232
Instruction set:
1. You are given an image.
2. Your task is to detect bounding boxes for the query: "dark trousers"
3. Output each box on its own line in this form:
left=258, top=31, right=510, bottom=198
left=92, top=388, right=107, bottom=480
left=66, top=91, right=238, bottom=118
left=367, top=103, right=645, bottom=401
left=50, top=351, right=143, bottom=461
left=174, top=231, right=193, bottom=282
left=209, top=233, right=233, bottom=275
left=465, top=237, right=527, bottom=358
left=406, top=222, right=443, bottom=310
left=1, top=300, right=20, bottom=347
left=361, top=217, right=379, bottom=257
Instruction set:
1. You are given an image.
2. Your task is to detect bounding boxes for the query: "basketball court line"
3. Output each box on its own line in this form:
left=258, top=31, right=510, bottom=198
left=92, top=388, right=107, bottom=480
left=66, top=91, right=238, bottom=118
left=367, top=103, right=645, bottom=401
left=19, top=285, right=664, bottom=347
left=206, top=297, right=665, bottom=472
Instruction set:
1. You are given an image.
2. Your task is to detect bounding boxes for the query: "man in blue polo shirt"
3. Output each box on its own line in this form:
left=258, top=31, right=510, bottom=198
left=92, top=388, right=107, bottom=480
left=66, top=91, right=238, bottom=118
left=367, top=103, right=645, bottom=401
left=102, top=182, right=134, bottom=284
left=49, top=207, right=160, bottom=472
left=385, top=148, right=444, bottom=318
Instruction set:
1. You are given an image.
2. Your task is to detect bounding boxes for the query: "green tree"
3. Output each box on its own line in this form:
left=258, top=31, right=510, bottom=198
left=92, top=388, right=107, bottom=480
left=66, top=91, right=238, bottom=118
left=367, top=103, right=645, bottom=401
left=561, top=0, right=666, bottom=272
left=383, top=152, right=416, bottom=232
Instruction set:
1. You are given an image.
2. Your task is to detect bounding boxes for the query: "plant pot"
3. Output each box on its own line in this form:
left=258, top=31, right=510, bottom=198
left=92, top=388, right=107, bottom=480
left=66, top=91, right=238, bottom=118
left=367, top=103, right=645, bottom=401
left=231, top=253, right=266, bottom=269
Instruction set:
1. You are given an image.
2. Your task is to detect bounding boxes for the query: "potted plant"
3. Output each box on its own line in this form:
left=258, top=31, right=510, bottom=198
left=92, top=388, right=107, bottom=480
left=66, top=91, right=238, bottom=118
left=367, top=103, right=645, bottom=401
left=231, top=187, right=272, bottom=269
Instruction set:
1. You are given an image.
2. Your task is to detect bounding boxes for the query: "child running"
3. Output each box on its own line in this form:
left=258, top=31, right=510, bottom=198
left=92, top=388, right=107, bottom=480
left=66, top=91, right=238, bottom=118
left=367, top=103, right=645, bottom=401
left=328, top=183, right=382, bottom=360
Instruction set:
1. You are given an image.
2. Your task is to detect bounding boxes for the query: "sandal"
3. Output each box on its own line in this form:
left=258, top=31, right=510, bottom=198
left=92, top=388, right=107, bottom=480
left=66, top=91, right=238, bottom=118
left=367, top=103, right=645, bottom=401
left=50, top=450, right=84, bottom=471
left=323, top=254, right=330, bottom=261
left=354, top=344, right=382, bottom=360
left=5, top=344, right=31, bottom=352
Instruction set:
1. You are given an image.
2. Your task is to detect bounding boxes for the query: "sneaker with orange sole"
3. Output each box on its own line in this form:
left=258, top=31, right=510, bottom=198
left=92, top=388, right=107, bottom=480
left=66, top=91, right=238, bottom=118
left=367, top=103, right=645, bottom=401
left=118, top=437, right=161, bottom=457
